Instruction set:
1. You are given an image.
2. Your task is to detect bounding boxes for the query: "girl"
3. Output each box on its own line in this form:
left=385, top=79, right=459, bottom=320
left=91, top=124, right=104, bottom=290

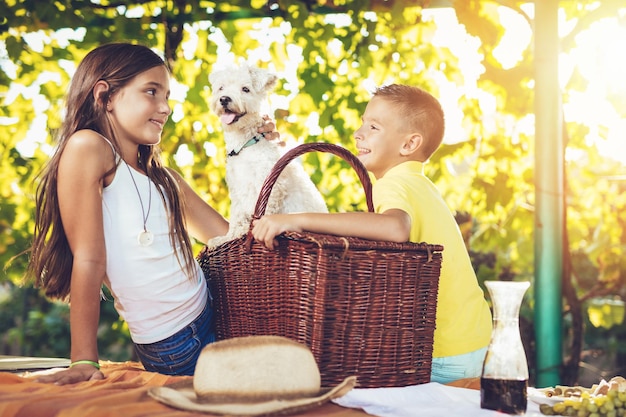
left=27, top=42, right=278, bottom=384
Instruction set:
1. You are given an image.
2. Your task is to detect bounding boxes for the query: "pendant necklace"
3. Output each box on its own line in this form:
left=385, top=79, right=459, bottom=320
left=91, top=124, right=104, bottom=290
left=124, top=160, right=154, bottom=247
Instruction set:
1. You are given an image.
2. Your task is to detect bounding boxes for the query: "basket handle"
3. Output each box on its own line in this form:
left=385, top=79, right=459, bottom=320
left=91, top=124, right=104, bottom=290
left=251, top=142, right=374, bottom=221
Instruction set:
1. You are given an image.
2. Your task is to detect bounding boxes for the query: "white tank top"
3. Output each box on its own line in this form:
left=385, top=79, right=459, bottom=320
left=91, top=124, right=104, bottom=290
left=101, top=145, right=207, bottom=344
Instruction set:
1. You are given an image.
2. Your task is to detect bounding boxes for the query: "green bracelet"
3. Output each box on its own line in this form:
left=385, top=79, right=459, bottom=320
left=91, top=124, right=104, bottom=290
left=70, top=360, right=101, bottom=370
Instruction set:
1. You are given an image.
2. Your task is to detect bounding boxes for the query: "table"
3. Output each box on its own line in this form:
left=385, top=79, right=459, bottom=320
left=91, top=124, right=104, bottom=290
left=0, top=359, right=493, bottom=417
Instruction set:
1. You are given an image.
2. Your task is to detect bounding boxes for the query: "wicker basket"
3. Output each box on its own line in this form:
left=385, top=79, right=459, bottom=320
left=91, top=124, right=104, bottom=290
left=197, top=143, right=443, bottom=388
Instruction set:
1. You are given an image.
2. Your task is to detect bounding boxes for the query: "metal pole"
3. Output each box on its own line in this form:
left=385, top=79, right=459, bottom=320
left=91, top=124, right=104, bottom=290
left=534, top=0, right=563, bottom=387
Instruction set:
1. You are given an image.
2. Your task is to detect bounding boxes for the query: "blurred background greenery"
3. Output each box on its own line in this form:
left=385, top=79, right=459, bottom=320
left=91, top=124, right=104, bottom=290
left=1, top=0, right=626, bottom=386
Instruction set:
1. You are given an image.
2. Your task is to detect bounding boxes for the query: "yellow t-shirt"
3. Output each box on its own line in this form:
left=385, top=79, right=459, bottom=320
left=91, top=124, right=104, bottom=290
left=374, top=161, right=492, bottom=357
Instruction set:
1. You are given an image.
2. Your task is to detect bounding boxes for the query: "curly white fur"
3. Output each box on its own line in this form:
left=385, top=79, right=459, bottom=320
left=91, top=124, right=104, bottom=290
left=207, top=63, right=328, bottom=247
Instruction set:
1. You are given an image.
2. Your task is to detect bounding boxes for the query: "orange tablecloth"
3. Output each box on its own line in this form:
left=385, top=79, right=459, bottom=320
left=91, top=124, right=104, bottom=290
left=0, top=361, right=372, bottom=417
left=0, top=361, right=480, bottom=417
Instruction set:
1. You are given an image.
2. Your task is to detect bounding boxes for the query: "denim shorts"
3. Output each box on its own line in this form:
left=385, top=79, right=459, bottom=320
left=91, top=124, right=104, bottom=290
left=133, top=300, right=216, bottom=376
left=430, top=347, right=488, bottom=384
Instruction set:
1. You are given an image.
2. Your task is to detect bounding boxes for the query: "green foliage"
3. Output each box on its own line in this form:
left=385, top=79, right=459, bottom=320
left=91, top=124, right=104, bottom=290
left=0, top=284, right=132, bottom=361
left=1, top=0, right=626, bottom=384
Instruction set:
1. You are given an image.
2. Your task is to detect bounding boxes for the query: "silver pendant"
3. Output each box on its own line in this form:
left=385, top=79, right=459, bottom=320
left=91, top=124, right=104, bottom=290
left=138, top=230, right=154, bottom=246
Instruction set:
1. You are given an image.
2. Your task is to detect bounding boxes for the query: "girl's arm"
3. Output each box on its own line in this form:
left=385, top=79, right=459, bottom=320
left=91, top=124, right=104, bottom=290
left=169, top=168, right=229, bottom=244
left=36, top=131, right=111, bottom=384
left=252, top=209, right=412, bottom=250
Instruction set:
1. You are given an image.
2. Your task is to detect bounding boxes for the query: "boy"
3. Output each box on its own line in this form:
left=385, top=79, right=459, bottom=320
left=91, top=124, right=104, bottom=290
left=252, top=84, right=492, bottom=383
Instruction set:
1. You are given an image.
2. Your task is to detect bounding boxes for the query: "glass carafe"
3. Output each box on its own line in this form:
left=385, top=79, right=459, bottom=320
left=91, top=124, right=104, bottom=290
left=480, top=280, right=530, bottom=415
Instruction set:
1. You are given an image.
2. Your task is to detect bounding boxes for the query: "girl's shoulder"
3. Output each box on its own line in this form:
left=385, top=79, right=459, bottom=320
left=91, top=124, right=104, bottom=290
left=66, top=129, right=114, bottom=154
left=62, top=129, right=117, bottom=178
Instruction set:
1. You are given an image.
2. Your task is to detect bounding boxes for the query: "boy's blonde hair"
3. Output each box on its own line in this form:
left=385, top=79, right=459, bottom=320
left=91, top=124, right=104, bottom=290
left=373, top=84, right=445, bottom=160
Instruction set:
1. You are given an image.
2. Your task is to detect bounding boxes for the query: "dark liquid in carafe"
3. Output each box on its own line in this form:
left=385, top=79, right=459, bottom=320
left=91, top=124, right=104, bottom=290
left=480, top=378, right=528, bottom=415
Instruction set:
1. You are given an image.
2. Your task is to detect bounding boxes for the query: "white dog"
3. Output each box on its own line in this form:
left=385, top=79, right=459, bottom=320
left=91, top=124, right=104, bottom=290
left=208, top=63, right=328, bottom=246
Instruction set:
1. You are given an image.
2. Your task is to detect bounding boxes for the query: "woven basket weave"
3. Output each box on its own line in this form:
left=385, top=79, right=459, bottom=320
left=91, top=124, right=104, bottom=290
left=197, top=142, right=443, bottom=388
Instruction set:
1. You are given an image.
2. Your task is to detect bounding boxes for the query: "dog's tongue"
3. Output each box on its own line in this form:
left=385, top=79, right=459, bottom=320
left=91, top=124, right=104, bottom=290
left=221, top=113, right=237, bottom=125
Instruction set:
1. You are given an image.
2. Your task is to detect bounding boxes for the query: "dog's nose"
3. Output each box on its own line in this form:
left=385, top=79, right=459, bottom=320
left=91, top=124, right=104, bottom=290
left=220, top=96, right=231, bottom=107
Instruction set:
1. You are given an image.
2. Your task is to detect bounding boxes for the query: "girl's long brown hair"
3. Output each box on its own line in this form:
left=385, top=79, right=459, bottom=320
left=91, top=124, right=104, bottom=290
left=27, top=43, right=197, bottom=301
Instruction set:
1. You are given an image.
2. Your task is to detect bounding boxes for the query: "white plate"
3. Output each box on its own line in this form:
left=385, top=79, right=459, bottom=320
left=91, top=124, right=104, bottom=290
left=527, top=387, right=568, bottom=406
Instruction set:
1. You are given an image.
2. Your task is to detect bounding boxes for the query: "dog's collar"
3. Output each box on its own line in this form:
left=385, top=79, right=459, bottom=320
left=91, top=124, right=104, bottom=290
left=228, top=132, right=265, bottom=157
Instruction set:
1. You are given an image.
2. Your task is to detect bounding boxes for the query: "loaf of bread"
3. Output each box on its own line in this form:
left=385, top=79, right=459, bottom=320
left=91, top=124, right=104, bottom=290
left=193, top=335, right=321, bottom=403
left=589, top=376, right=626, bottom=396
left=609, top=376, right=626, bottom=392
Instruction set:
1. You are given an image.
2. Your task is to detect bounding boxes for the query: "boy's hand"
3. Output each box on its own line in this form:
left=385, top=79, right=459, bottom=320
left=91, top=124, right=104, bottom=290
left=35, top=365, right=105, bottom=385
left=252, top=214, right=302, bottom=250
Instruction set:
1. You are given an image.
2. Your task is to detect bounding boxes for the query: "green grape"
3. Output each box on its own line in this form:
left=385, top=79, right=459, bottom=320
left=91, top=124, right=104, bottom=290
left=541, top=403, right=556, bottom=415
left=564, top=407, right=577, bottom=416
